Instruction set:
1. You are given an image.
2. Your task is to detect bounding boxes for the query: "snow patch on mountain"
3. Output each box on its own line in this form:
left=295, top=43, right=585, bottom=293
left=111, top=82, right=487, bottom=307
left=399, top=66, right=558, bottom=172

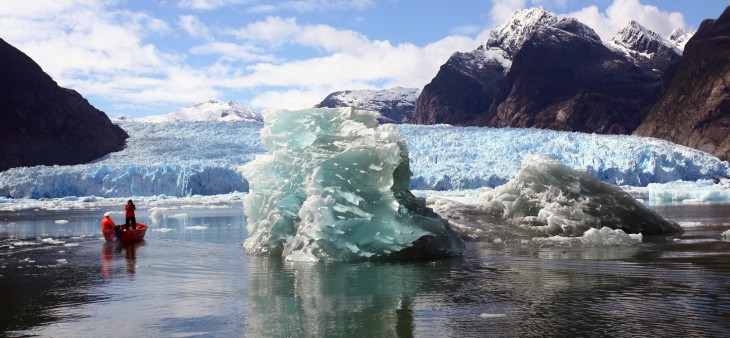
left=315, top=87, right=420, bottom=123
left=607, top=21, right=683, bottom=71
left=486, top=7, right=559, bottom=59
left=668, top=28, right=693, bottom=50
left=133, top=100, right=262, bottom=123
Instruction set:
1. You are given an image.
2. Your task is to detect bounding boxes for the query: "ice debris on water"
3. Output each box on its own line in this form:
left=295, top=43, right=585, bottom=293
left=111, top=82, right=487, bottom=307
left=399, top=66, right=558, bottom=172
left=241, top=108, right=464, bottom=262
left=477, top=156, right=683, bottom=236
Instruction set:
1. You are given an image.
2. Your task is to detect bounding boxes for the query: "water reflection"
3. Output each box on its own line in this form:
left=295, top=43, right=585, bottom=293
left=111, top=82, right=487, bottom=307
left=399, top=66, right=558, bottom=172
left=101, top=241, right=145, bottom=277
left=245, top=257, right=463, bottom=337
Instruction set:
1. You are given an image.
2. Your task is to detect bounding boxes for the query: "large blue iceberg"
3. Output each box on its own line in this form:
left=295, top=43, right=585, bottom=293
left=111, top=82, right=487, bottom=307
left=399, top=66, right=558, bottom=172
left=241, top=108, right=464, bottom=261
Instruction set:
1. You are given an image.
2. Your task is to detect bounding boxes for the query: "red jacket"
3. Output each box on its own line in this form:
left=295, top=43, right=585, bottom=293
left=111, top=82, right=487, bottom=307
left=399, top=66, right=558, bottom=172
left=125, top=204, right=136, bottom=217
left=101, top=217, right=115, bottom=230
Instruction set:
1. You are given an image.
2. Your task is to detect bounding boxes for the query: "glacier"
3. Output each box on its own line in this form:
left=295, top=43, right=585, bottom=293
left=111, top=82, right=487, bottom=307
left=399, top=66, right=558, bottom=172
left=0, top=120, right=728, bottom=200
left=241, top=108, right=464, bottom=261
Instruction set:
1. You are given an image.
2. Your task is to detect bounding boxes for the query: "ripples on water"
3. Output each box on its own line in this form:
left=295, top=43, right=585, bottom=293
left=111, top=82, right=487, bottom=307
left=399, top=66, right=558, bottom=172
left=1, top=204, right=729, bottom=336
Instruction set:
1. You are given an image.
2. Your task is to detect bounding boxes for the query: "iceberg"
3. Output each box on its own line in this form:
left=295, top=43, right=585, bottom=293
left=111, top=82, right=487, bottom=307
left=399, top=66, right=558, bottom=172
left=241, top=108, right=464, bottom=262
left=477, top=156, right=683, bottom=236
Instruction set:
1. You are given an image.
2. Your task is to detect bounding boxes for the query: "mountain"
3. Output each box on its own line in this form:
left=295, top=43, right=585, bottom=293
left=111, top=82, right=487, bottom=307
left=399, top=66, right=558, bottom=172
left=412, top=8, right=681, bottom=135
left=634, top=6, right=730, bottom=161
left=0, top=38, right=128, bottom=172
left=608, top=20, right=682, bottom=72
left=133, top=100, right=262, bottom=123
left=483, top=18, right=663, bottom=134
left=412, top=7, right=555, bottom=125
left=314, top=87, right=420, bottom=124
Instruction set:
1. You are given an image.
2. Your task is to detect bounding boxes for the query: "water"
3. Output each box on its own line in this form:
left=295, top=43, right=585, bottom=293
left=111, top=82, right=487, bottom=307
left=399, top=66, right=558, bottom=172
left=1, top=203, right=730, bottom=337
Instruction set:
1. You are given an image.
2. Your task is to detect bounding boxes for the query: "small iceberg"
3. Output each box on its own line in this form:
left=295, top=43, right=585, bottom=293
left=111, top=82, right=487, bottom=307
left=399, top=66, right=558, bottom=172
left=241, top=108, right=464, bottom=262
left=477, top=156, right=682, bottom=236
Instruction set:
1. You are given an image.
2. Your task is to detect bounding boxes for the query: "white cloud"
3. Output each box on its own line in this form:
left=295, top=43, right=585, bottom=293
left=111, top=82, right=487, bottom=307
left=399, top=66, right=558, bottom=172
left=177, top=0, right=250, bottom=10
left=223, top=18, right=477, bottom=109
left=565, top=0, right=689, bottom=41
left=179, top=15, right=211, bottom=40
left=490, top=0, right=527, bottom=24
left=189, top=42, right=274, bottom=62
left=178, top=0, right=374, bottom=12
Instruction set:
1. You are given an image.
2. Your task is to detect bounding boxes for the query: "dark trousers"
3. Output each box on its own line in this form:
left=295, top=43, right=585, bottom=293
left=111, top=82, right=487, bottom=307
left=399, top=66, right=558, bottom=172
left=125, top=216, right=137, bottom=230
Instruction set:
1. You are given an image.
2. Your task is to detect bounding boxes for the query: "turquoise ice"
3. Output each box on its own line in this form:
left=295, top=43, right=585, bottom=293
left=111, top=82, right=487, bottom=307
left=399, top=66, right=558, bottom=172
left=241, top=108, right=464, bottom=261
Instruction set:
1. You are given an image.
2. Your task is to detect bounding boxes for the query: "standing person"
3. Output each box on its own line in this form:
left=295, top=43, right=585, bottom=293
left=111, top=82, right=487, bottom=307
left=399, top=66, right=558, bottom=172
left=125, top=199, right=137, bottom=230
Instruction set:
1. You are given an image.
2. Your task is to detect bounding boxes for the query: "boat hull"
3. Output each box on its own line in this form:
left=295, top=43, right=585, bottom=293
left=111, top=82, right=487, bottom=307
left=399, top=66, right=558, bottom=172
left=103, top=223, right=148, bottom=243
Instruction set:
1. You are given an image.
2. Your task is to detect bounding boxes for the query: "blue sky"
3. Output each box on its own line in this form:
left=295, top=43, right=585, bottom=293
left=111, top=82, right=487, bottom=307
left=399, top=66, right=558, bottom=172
left=0, top=0, right=727, bottom=117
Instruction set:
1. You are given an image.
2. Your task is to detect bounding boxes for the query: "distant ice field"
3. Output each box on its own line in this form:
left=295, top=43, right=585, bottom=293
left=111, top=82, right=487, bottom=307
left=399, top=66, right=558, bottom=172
left=0, top=120, right=728, bottom=200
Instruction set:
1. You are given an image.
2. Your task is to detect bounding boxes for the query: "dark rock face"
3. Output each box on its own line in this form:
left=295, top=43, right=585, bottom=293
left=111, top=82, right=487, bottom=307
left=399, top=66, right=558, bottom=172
left=634, top=7, right=730, bottom=161
left=485, top=18, right=663, bottom=134
left=412, top=48, right=506, bottom=125
left=315, top=87, right=419, bottom=124
left=412, top=8, right=557, bottom=126
left=0, top=38, right=128, bottom=171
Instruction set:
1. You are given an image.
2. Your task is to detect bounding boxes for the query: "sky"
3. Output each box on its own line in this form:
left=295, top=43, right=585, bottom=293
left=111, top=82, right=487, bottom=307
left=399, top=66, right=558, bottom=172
left=0, top=0, right=728, bottom=118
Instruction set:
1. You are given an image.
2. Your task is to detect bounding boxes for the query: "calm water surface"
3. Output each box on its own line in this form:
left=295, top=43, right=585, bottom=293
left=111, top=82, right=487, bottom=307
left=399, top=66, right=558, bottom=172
left=1, top=203, right=729, bottom=337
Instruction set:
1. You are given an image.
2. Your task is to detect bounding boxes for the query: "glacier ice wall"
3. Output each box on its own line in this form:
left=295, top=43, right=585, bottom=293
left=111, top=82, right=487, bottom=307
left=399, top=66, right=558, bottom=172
left=241, top=108, right=464, bottom=262
left=0, top=122, right=264, bottom=198
left=399, top=125, right=730, bottom=190
left=0, top=121, right=727, bottom=199
left=477, top=156, right=683, bottom=236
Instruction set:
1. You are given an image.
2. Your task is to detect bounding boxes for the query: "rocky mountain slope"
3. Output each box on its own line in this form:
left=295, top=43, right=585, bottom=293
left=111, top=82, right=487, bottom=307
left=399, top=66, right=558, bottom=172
left=483, top=18, right=664, bottom=134
left=314, top=87, right=420, bottom=124
left=132, top=100, right=262, bottom=123
left=634, top=7, right=730, bottom=161
left=412, top=8, right=683, bottom=135
left=0, top=38, right=128, bottom=171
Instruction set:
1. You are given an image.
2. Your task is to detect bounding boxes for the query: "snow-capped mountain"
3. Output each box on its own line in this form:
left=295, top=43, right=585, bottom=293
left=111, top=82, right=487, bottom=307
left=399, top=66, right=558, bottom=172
left=135, top=100, right=262, bottom=123
left=413, top=8, right=561, bottom=125
left=608, top=20, right=682, bottom=71
left=413, top=7, right=689, bottom=135
left=668, top=28, right=693, bottom=50
left=314, top=87, right=420, bottom=123
left=485, top=7, right=559, bottom=60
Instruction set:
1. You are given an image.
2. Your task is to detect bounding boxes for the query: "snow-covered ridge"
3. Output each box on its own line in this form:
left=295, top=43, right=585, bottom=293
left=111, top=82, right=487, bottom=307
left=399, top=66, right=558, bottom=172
left=486, top=7, right=559, bottom=59
left=0, top=117, right=727, bottom=199
left=318, top=87, right=420, bottom=110
left=668, top=28, right=693, bottom=50
left=132, top=100, right=262, bottom=123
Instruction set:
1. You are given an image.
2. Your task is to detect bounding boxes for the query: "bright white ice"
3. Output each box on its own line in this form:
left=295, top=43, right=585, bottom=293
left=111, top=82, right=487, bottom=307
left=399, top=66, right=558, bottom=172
left=0, top=121, right=727, bottom=201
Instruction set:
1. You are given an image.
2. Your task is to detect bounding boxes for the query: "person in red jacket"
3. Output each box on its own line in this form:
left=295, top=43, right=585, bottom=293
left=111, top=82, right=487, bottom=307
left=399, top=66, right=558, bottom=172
left=101, top=212, right=120, bottom=240
left=125, top=199, right=137, bottom=230
left=101, top=212, right=115, bottom=232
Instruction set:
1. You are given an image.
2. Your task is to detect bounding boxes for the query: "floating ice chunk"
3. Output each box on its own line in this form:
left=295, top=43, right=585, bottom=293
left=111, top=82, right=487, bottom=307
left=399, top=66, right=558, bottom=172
left=12, top=241, right=38, bottom=246
left=185, top=225, right=208, bottom=230
left=241, top=108, right=464, bottom=261
left=722, top=230, right=730, bottom=240
left=533, top=227, right=642, bottom=246
left=153, top=228, right=175, bottom=232
left=149, top=208, right=165, bottom=224
left=479, top=313, right=507, bottom=319
left=41, top=238, right=65, bottom=245
left=478, top=156, right=682, bottom=236
left=678, top=222, right=703, bottom=228
left=169, top=213, right=188, bottom=219
left=55, top=220, right=69, bottom=224
left=56, top=259, right=68, bottom=264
